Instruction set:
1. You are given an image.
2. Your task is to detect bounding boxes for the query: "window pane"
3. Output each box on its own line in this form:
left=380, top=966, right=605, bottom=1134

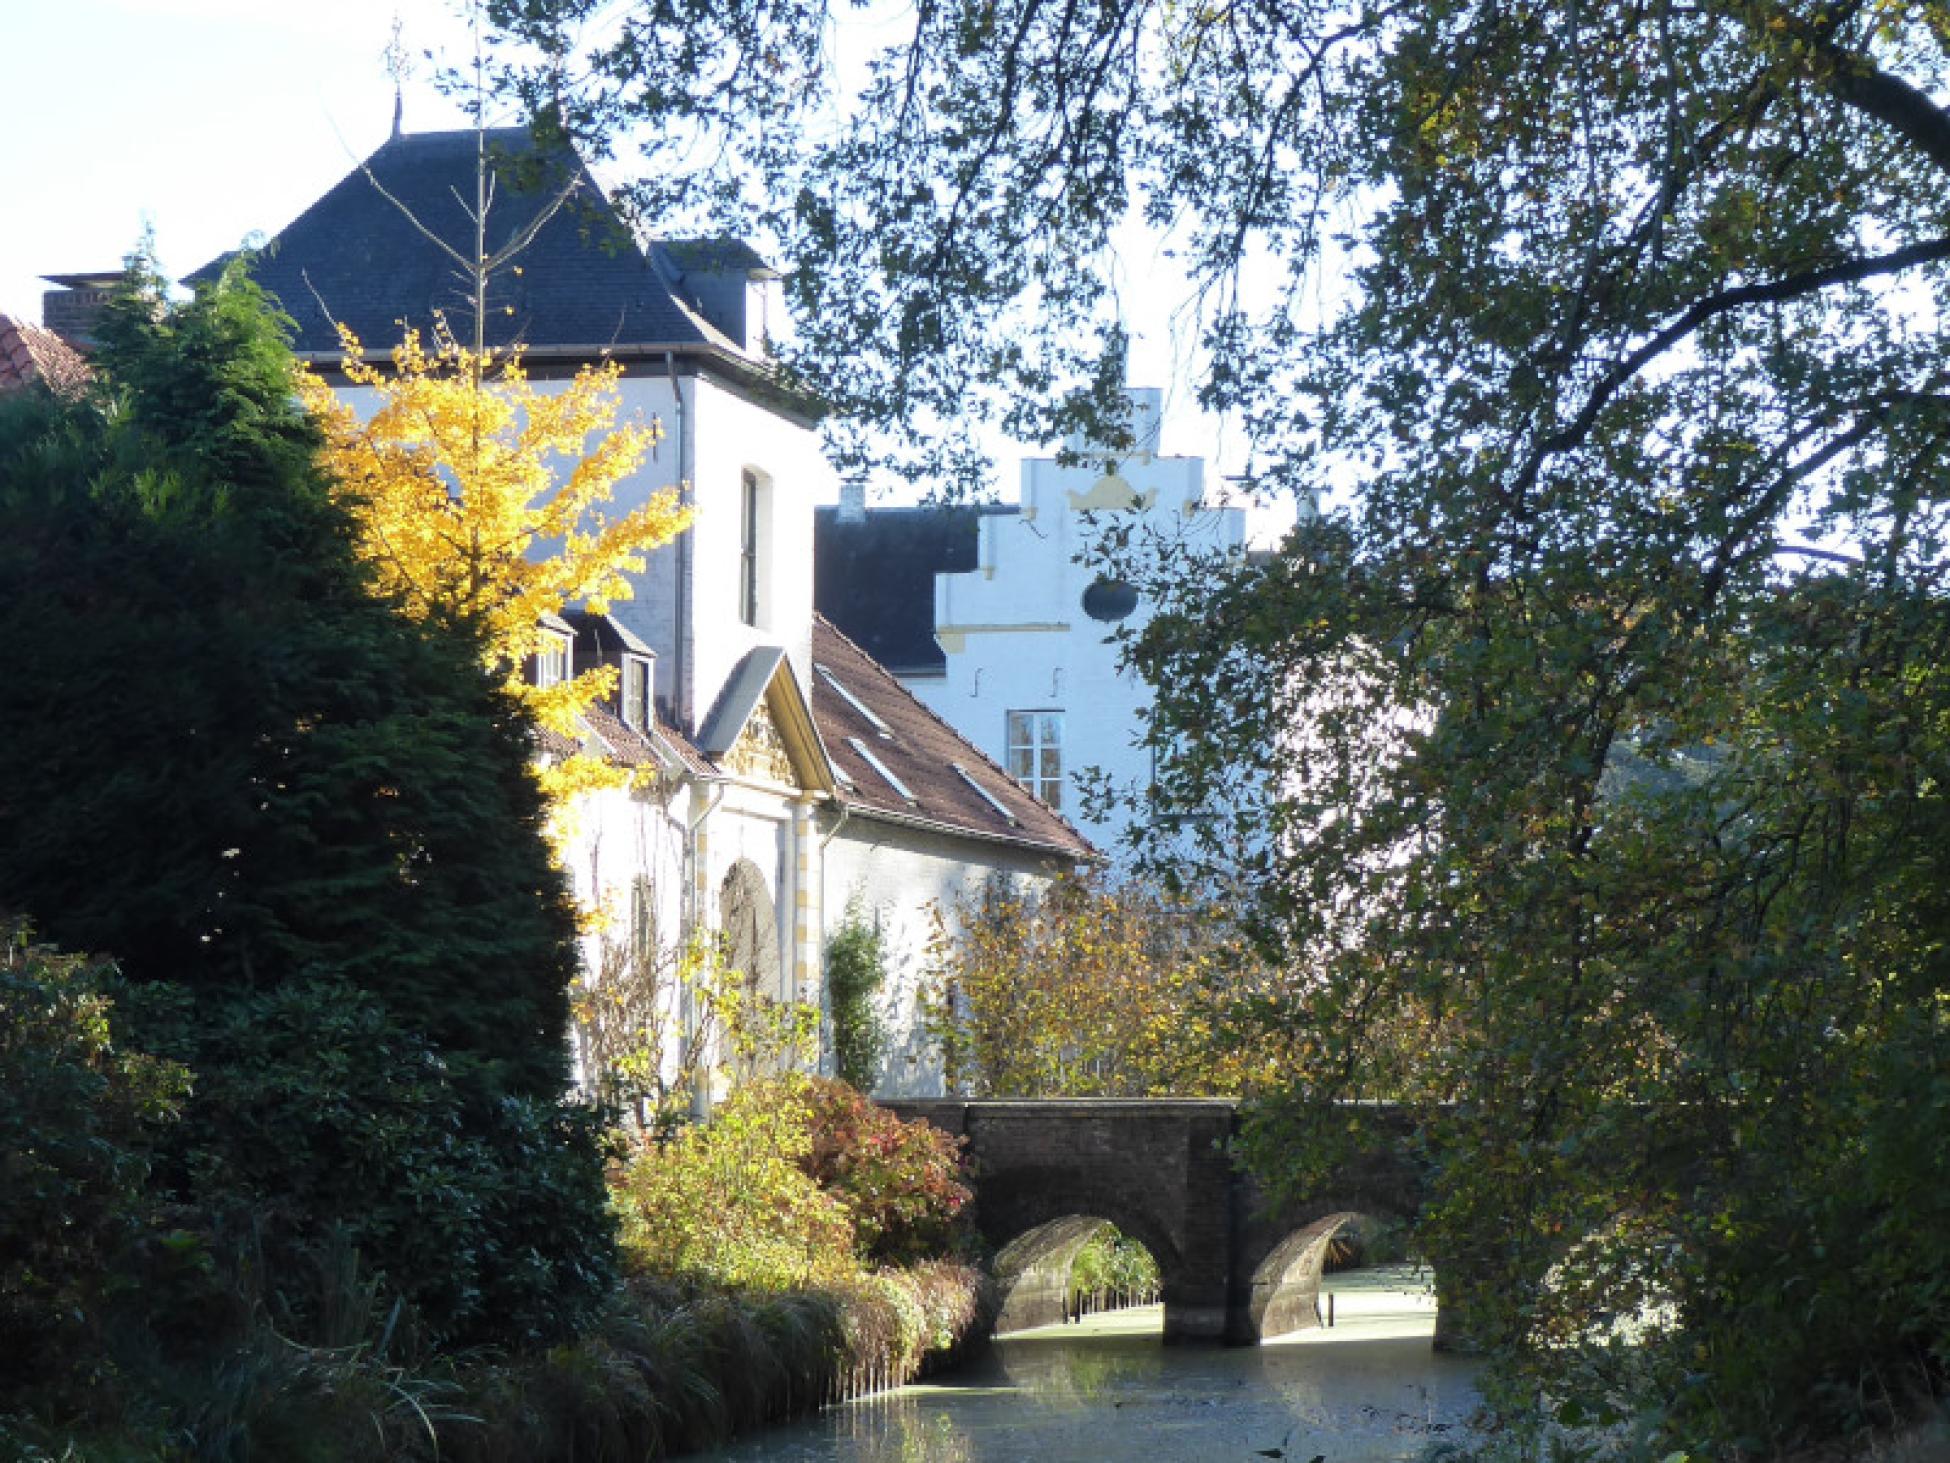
left=1040, top=748, right=1061, bottom=780
left=1010, top=747, right=1035, bottom=779
left=1039, top=713, right=1062, bottom=744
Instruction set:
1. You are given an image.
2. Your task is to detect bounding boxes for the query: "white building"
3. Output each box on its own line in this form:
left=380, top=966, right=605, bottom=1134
left=817, top=390, right=1247, bottom=854
left=170, top=125, right=1092, bottom=1099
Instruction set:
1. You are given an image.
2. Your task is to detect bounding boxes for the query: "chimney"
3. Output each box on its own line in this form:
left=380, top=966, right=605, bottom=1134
left=837, top=481, right=868, bottom=523
left=654, top=240, right=781, bottom=354
left=41, top=273, right=121, bottom=348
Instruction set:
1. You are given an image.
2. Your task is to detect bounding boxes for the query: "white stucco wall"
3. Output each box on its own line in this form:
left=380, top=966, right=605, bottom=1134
left=604, top=369, right=830, bottom=729
left=907, top=401, right=1246, bottom=855
left=564, top=772, right=692, bottom=1096
left=821, top=812, right=1063, bottom=1097
left=332, top=364, right=831, bottom=738
left=688, top=376, right=826, bottom=704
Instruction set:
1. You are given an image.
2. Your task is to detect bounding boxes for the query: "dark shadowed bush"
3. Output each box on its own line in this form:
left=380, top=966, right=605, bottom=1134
left=119, top=976, right=614, bottom=1348
left=0, top=932, right=189, bottom=1403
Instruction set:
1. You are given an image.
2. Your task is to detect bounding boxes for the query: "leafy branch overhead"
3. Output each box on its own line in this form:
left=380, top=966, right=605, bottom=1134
left=494, top=0, right=1950, bottom=509
left=493, top=1, right=1950, bottom=1452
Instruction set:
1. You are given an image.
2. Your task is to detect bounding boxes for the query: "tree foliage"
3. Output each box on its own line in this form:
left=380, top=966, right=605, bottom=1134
left=298, top=327, right=691, bottom=826
left=0, top=262, right=615, bottom=1348
left=925, top=873, right=1277, bottom=1098
left=0, top=263, right=585, bottom=1104
left=824, top=906, right=889, bottom=1092
left=493, top=0, right=1950, bottom=1447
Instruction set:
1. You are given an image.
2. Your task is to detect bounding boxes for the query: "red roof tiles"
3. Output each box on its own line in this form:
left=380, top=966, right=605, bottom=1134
left=0, top=314, right=90, bottom=396
left=812, top=614, right=1095, bottom=859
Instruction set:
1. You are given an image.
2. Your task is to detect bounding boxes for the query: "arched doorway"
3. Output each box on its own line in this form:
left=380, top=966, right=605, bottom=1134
left=719, top=857, right=782, bottom=1002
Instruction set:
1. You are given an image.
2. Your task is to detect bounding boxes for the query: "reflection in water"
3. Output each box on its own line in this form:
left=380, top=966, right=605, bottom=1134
left=698, top=1266, right=1479, bottom=1462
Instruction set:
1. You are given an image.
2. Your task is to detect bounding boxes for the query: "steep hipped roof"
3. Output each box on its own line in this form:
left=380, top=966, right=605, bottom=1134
left=811, top=614, right=1094, bottom=859
left=813, top=504, right=1008, bottom=675
left=0, top=314, right=89, bottom=395
left=193, top=128, right=721, bottom=359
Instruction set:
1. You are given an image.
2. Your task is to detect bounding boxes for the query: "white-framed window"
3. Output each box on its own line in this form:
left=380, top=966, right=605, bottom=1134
left=535, top=629, right=572, bottom=689
left=1006, top=710, right=1064, bottom=809
left=621, top=654, right=650, bottom=730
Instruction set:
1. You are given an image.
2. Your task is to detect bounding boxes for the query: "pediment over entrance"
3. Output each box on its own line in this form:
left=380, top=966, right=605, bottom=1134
left=697, top=647, right=836, bottom=795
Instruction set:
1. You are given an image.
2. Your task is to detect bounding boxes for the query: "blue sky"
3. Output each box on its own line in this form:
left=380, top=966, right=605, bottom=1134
left=1, top=1, right=474, bottom=322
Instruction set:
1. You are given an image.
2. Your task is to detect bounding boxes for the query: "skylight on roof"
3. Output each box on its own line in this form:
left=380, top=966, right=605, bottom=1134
left=848, top=738, right=916, bottom=802
left=816, top=663, right=893, bottom=738
left=953, top=763, right=1019, bottom=825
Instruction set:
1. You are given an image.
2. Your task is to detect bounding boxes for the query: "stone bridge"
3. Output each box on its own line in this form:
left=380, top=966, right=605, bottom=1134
left=883, top=1098, right=1440, bottom=1347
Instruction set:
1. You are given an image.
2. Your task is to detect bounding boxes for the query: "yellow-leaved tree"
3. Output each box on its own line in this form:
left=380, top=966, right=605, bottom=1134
left=298, top=324, right=692, bottom=836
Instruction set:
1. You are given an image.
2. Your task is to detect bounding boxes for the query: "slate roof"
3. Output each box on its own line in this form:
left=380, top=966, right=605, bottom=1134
left=813, top=504, right=1011, bottom=675
left=811, top=614, right=1094, bottom=859
left=193, top=128, right=724, bottom=359
left=0, top=314, right=89, bottom=396
left=562, top=609, right=655, bottom=659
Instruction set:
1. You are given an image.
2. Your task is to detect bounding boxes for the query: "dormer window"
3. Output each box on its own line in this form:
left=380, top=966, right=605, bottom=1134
left=535, top=629, right=572, bottom=689
left=621, top=654, right=651, bottom=730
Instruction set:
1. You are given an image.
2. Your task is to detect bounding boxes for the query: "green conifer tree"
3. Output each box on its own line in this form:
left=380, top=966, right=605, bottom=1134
left=0, top=260, right=613, bottom=1342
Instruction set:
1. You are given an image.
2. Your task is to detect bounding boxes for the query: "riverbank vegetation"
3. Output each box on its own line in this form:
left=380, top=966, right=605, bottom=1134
left=0, top=932, right=986, bottom=1460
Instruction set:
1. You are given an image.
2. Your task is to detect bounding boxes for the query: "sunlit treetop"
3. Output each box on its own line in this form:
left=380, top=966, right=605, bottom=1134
left=299, top=321, right=693, bottom=830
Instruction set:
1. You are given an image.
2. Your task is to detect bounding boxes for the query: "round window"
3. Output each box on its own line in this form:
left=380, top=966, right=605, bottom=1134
left=1081, top=578, right=1139, bottom=622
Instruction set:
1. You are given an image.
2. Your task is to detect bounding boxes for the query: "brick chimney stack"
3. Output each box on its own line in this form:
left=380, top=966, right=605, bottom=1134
left=41, top=272, right=122, bottom=348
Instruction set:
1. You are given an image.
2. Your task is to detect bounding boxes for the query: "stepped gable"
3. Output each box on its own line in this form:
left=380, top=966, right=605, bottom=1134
left=811, top=614, right=1094, bottom=860
left=189, top=127, right=717, bottom=358
left=0, top=314, right=89, bottom=395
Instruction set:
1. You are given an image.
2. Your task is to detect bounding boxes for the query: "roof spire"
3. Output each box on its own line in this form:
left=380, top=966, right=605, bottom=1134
left=383, top=13, right=408, bottom=142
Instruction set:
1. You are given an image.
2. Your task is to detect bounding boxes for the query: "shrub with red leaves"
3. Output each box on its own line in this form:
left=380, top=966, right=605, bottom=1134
left=796, top=1077, right=971, bottom=1265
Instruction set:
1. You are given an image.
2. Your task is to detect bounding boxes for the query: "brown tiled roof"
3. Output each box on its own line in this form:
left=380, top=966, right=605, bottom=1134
left=811, top=614, right=1095, bottom=859
left=0, top=314, right=90, bottom=396
left=580, top=705, right=661, bottom=767
left=547, top=703, right=717, bottom=780
left=649, top=717, right=720, bottom=780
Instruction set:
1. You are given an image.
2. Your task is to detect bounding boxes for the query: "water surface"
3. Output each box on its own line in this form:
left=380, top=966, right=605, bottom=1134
left=700, top=1265, right=1480, bottom=1462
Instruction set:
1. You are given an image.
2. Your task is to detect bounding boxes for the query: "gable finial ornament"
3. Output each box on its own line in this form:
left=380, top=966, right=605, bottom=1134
left=1066, top=472, right=1156, bottom=512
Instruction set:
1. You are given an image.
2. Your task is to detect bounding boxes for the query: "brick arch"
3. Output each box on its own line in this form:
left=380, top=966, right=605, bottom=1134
left=973, top=1167, right=1188, bottom=1335
left=1231, top=1185, right=1428, bottom=1345
left=1245, top=1210, right=1359, bottom=1341
left=882, top=1098, right=1436, bottom=1346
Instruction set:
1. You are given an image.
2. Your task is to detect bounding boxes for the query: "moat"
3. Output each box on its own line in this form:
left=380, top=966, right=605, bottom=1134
left=699, top=1265, right=1482, bottom=1461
